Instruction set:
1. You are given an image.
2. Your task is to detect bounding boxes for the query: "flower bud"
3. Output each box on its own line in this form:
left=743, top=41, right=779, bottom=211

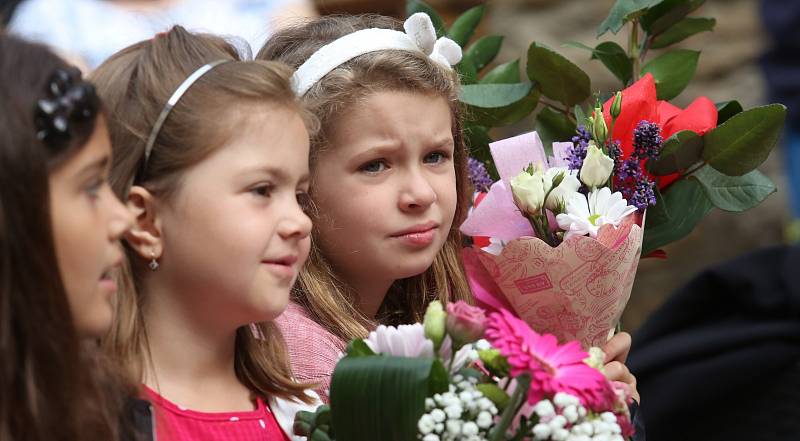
left=510, top=170, right=545, bottom=216
left=610, top=91, right=623, bottom=118
left=579, top=144, right=614, bottom=188
left=592, top=106, right=608, bottom=144
left=543, top=167, right=581, bottom=212
left=423, top=300, right=447, bottom=351
left=445, top=301, right=486, bottom=347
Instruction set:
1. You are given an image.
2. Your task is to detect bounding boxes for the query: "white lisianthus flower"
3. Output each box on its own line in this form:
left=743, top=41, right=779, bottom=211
left=543, top=167, right=581, bottom=212
left=556, top=187, right=638, bottom=239
left=510, top=170, right=545, bottom=215
left=579, top=144, right=614, bottom=188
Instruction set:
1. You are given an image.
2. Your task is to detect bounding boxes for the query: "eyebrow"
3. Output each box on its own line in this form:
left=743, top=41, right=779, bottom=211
left=239, top=165, right=310, bottom=185
left=76, top=156, right=110, bottom=180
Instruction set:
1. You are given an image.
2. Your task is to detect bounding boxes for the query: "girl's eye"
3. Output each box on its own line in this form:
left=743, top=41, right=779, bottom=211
left=84, top=179, right=104, bottom=199
left=424, top=151, right=450, bottom=165
left=360, top=160, right=388, bottom=174
left=250, top=184, right=275, bottom=198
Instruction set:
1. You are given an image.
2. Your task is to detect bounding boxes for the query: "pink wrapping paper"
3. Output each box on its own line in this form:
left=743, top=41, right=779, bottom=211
left=464, top=214, right=643, bottom=348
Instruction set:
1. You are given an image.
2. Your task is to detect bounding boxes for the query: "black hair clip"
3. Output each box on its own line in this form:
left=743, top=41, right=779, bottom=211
left=34, top=67, right=99, bottom=151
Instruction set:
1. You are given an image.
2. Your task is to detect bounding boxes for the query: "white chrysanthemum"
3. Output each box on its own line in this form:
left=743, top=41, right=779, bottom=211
left=556, top=187, right=637, bottom=239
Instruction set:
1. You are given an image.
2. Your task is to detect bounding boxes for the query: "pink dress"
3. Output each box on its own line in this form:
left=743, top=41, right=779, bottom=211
left=276, top=302, right=347, bottom=403
left=143, top=386, right=290, bottom=441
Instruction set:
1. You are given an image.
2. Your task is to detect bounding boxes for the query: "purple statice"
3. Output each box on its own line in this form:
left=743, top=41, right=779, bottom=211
left=624, top=179, right=657, bottom=211
left=467, top=157, right=493, bottom=193
left=616, top=158, right=641, bottom=181
left=608, top=140, right=624, bottom=176
left=567, top=125, right=592, bottom=171
left=632, top=120, right=662, bottom=160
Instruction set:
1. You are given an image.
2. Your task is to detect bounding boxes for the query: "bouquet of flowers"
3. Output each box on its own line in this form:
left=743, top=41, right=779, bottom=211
left=295, top=301, right=637, bottom=441
left=404, top=0, right=786, bottom=347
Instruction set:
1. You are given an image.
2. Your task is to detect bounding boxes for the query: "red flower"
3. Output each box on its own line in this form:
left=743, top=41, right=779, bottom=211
left=602, top=73, right=718, bottom=188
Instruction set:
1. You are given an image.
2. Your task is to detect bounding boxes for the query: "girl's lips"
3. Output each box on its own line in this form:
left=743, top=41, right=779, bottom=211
left=392, top=227, right=437, bottom=247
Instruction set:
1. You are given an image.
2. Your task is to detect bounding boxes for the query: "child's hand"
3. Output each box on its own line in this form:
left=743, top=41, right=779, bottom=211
left=601, top=332, right=640, bottom=403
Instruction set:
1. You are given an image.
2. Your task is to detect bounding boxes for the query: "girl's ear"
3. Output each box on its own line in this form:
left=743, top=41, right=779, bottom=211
left=125, top=185, right=163, bottom=260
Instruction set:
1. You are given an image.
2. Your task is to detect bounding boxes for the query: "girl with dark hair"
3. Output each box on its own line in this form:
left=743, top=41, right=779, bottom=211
left=0, top=33, right=134, bottom=441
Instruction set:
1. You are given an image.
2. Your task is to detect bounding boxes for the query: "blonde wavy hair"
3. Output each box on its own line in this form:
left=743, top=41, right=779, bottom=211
left=91, top=26, right=316, bottom=403
left=258, top=15, right=474, bottom=342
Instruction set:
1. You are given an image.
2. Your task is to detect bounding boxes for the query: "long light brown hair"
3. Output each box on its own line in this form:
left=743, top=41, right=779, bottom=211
left=258, top=15, right=473, bottom=342
left=91, top=26, right=315, bottom=403
left=0, top=33, right=132, bottom=441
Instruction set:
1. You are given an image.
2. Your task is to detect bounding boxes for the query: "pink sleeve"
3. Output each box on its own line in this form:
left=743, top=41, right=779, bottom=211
left=276, top=303, right=347, bottom=403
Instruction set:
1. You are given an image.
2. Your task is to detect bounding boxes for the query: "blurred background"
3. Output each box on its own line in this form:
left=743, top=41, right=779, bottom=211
left=0, top=0, right=794, bottom=333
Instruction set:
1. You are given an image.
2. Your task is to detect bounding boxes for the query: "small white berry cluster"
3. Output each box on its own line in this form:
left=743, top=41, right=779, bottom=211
left=530, top=392, right=624, bottom=441
left=417, top=374, right=499, bottom=441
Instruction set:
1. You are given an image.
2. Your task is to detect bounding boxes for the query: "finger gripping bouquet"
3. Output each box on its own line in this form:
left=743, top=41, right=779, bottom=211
left=461, top=112, right=645, bottom=348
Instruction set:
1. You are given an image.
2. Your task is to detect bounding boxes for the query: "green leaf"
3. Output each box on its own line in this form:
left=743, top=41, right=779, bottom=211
left=460, top=82, right=533, bottom=108
left=527, top=42, right=591, bottom=106
left=641, top=49, right=699, bottom=100
left=641, top=0, right=705, bottom=35
left=330, top=356, right=448, bottom=441
left=480, top=59, right=521, bottom=84
left=650, top=17, right=716, bottom=49
left=597, top=0, right=662, bottom=37
left=465, top=35, right=504, bottom=72
left=574, top=104, right=590, bottom=127
left=457, top=54, right=479, bottom=84
left=715, top=100, right=743, bottom=124
left=642, top=178, right=714, bottom=255
left=466, top=87, right=540, bottom=127
left=405, top=0, right=446, bottom=37
left=648, top=130, right=704, bottom=175
left=562, top=41, right=596, bottom=53
left=476, top=384, right=510, bottom=411
left=593, top=41, right=633, bottom=85
left=691, top=166, right=776, bottom=212
left=536, top=107, right=577, bottom=156
left=447, top=4, right=485, bottom=46
left=463, top=125, right=499, bottom=180
left=702, top=104, right=787, bottom=175
left=346, top=339, right=376, bottom=357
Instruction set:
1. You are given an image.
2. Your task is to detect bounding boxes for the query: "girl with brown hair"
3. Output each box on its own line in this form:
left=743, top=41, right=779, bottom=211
left=92, top=26, right=320, bottom=440
left=259, top=13, right=640, bottom=405
left=0, top=33, right=134, bottom=441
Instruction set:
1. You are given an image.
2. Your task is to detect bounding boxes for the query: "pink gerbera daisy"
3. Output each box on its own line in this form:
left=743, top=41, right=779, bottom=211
left=485, top=309, right=615, bottom=410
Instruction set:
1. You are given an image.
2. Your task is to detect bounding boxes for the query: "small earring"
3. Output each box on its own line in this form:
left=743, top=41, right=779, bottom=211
left=149, top=252, right=159, bottom=271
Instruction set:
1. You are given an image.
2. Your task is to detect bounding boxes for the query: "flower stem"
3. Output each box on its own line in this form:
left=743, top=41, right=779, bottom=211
left=681, top=161, right=707, bottom=178
left=488, top=373, right=531, bottom=441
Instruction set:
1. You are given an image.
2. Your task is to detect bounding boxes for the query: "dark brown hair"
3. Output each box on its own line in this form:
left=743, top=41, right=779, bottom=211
left=258, top=15, right=473, bottom=342
left=91, top=25, right=315, bottom=403
left=0, top=32, right=129, bottom=441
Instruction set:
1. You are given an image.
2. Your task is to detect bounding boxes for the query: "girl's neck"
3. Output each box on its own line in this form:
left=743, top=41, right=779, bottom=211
left=140, top=278, right=254, bottom=412
left=345, top=274, right=395, bottom=320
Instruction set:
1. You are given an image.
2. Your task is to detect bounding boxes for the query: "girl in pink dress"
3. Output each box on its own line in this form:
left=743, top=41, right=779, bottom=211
left=92, top=26, right=320, bottom=440
left=258, top=13, right=639, bottom=405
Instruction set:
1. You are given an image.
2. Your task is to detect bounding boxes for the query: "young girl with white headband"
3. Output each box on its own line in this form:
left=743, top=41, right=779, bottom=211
left=259, top=13, right=640, bottom=406
left=91, top=26, right=320, bottom=440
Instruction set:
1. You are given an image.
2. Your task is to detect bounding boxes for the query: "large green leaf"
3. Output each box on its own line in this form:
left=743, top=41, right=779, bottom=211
left=480, top=59, right=521, bottom=84
left=467, top=88, right=541, bottom=127
left=536, top=107, right=577, bottom=156
left=460, top=82, right=533, bottom=108
left=641, top=0, right=706, bottom=35
left=648, top=130, right=704, bottom=175
left=650, top=17, right=716, bottom=49
left=597, top=0, right=662, bottom=36
left=691, top=166, right=776, bottom=212
left=527, top=42, right=591, bottom=106
left=405, top=0, right=446, bottom=37
left=447, top=4, right=485, bottom=47
left=715, top=100, right=743, bottom=124
left=457, top=53, right=479, bottom=84
left=640, top=49, right=699, bottom=100
left=465, top=35, right=504, bottom=72
left=330, top=355, right=448, bottom=441
left=642, top=178, right=713, bottom=255
left=593, top=41, right=633, bottom=85
left=702, top=104, right=787, bottom=175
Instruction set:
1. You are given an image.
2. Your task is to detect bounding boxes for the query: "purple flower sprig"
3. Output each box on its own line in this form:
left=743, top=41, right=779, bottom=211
left=467, top=157, right=493, bottom=193
left=566, top=125, right=592, bottom=171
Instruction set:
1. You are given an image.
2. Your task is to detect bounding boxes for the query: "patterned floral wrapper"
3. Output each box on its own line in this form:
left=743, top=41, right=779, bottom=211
left=461, top=132, right=644, bottom=348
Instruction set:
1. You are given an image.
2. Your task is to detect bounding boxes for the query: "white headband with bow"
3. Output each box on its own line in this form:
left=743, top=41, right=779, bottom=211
left=291, top=13, right=463, bottom=96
